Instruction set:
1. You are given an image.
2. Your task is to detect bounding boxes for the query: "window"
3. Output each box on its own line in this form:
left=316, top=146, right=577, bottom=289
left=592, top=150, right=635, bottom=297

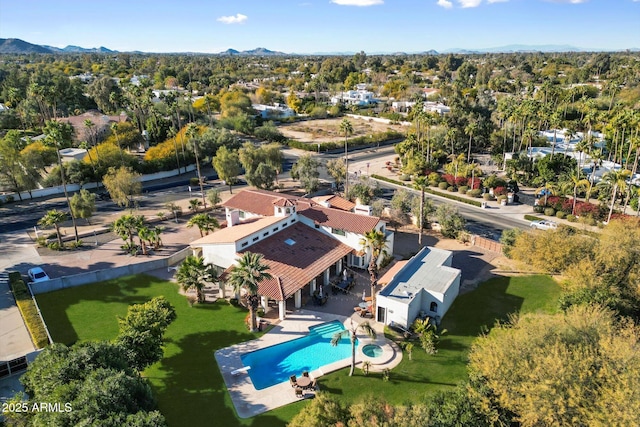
left=332, top=228, right=345, bottom=236
left=315, top=224, right=320, bottom=229
left=253, top=236, right=259, bottom=242
left=241, top=242, right=248, bottom=248
left=430, top=302, right=438, bottom=313
left=239, top=211, right=245, bottom=219
left=291, top=218, right=296, bottom=223
left=263, top=232, right=269, bottom=237
left=278, top=207, right=282, bottom=213
left=286, top=208, right=291, bottom=214
left=273, top=227, right=279, bottom=232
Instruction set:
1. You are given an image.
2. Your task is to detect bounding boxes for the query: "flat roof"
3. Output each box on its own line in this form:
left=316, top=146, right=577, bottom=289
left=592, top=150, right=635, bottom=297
left=190, top=216, right=283, bottom=245
left=379, top=246, right=459, bottom=301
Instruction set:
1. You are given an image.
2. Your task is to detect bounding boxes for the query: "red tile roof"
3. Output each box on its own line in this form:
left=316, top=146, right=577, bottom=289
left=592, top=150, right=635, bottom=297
left=238, top=222, right=353, bottom=300
left=311, top=195, right=356, bottom=212
left=222, top=189, right=300, bottom=216
left=297, top=205, right=381, bottom=235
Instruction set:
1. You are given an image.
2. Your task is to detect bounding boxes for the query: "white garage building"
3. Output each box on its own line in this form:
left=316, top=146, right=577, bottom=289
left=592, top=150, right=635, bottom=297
left=375, top=246, right=461, bottom=329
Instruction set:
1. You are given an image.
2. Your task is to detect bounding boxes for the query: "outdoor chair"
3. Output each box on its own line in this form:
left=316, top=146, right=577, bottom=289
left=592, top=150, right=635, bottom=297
left=295, top=387, right=304, bottom=398
left=302, top=371, right=309, bottom=377
left=289, top=375, right=298, bottom=388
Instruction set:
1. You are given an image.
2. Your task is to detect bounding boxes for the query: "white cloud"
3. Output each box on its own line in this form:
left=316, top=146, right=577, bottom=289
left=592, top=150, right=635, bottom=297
left=488, top=0, right=509, bottom=3
left=458, top=0, right=482, bottom=6
left=217, top=13, right=248, bottom=24
left=437, top=0, right=453, bottom=8
left=330, top=0, right=383, bottom=5
left=545, top=0, right=588, bottom=3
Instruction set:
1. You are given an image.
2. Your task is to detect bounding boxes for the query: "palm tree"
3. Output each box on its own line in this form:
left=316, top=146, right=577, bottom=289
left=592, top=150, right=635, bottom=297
left=186, top=213, right=220, bottom=237
left=537, top=182, right=558, bottom=207
left=465, top=119, right=478, bottom=163
left=359, top=229, right=387, bottom=315
left=331, top=320, right=376, bottom=376
left=228, top=252, right=272, bottom=332
left=168, top=127, right=182, bottom=175
left=176, top=255, right=216, bottom=304
left=188, top=198, right=202, bottom=213
left=601, top=169, right=632, bottom=223
left=137, top=226, right=152, bottom=255
left=339, top=118, right=353, bottom=197
left=38, top=209, right=68, bottom=247
left=413, top=176, right=430, bottom=245
left=110, top=122, right=125, bottom=167
left=562, top=172, right=590, bottom=216
left=111, top=214, right=144, bottom=247
left=43, top=120, right=79, bottom=243
left=185, top=124, right=207, bottom=209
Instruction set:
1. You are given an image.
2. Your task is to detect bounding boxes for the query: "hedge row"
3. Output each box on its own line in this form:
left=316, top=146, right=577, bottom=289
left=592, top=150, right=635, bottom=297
left=372, top=174, right=482, bottom=207
left=8, top=271, right=49, bottom=349
left=286, top=130, right=403, bottom=152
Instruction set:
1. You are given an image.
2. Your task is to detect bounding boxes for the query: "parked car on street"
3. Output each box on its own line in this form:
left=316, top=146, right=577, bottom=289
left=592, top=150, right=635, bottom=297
left=27, top=267, right=50, bottom=283
left=530, top=220, right=558, bottom=231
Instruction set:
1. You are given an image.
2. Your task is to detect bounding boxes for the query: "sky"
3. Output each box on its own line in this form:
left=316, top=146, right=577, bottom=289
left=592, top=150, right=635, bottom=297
left=1, top=0, right=639, bottom=54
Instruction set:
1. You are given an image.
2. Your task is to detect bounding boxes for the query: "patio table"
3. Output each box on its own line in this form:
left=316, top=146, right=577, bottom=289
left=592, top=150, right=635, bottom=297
left=296, top=376, right=311, bottom=388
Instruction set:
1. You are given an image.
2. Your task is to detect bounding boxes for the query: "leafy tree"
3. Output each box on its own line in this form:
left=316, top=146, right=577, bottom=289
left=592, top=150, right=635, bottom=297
left=176, top=255, right=217, bottom=304
left=206, top=189, right=222, bottom=210
left=468, top=306, right=640, bottom=427
left=70, top=189, right=96, bottom=225
left=228, top=252, right=272, bottom=332
left=286, top=91, right=302, bottom=113
left=499, top=228, right=521, bottom=258
left=263, top=143, right=284, bottom=186
left=288, top=392, right=348, bottom=427
left=331, top=320, right=376, bottom=376
left=326, top=158, right=346, bottom=190
left=38, top=209, right=68, bottom=247
left=102, top=166, right=142, bottom=208
left=290, top=154, right=320, bottom=194
left=220, top=90, right=254, bottom=118
left=347, top=176, right=381, bottom=205
left=115, top=296, right=177, bottom=371
left=212, top=146, right=241, bottom=194
left=186, top=213, right=219, bottom=237
left=435, top=204, right=466, bottom=239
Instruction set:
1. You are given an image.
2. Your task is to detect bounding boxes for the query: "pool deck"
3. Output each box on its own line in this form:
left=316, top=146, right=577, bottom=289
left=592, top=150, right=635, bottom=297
left=214, top=309, right=402, bottom=418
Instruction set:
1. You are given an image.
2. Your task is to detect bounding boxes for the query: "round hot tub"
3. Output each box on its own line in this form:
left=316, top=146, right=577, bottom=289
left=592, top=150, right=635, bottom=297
left=362, top=344, right=383, bottom=358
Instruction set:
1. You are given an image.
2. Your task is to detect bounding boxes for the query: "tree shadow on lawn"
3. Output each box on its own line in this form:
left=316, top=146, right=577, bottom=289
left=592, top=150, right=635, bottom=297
left=149, top=329, right=291, bottom=427
left=442, top=276, right=525, bottom=338
left=36, top=274, right=171, bottom=345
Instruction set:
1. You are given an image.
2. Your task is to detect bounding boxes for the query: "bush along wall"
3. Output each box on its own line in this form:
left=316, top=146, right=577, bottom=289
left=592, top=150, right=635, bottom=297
left=8, top=271, right=49, bottom=349
left=371, top=174, right=482, bottom=207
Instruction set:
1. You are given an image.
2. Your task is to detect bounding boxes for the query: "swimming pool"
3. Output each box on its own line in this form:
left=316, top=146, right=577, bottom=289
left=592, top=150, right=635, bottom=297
left=240, top=320, right=355, bottom=390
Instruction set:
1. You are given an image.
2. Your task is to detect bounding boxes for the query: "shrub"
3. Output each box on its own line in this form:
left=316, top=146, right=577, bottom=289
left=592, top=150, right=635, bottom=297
left=458, top=186, right=469, bottom=194
left=8, top=272, right=49, bottom=349
left=556, top=211, right=566, bottom=219
left=468, top=189, right=482, bottom=198
left=189, top=177, right=200, bottom=187
left=580, top=215, right=597, bottom=226
left=427, top=172, right=440, bottom=183
left=399, top=174, right=410, bottom=181
left=47, top=242, right=62, bottom=251
left=494, top=186, right=507, bottom=196
left=429, top=180, right=439, bottom=187
left=467, top=177, right=482, bottom=190
left=442, top=174, right=456, bottom=186
left=524, top=214, right=543, bottom=222
left=438, top=182, right=449, bottom=190
left=533, top=205, right=544, bottom=213
left=567, top=214, right=577, bottom=222
left=483, top=193, right=493, bottom=201
left=455, top=176, right=467, bottom=187
left=447, top=186, right=456, bottom=192
left=544, top=207, right=556, bottom=216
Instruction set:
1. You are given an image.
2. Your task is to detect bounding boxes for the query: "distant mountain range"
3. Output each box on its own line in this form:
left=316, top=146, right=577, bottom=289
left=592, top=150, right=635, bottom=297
left=0, top=38, right=636, bottom=56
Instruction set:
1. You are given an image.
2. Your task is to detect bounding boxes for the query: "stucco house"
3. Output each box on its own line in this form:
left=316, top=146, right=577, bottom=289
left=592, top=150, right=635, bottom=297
left=190, top=189, right=393, bottom=320
left=375, top=246, right=461, bottom=329
left=252, top=103, right=295, bottom=119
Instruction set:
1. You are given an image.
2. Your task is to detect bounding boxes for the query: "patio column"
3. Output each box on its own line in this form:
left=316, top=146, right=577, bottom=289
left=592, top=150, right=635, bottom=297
left=219, top=283, right=226, bottom=299
left=323, top=268, right=330, bottom=285
left=278, top=300, right=286, bottom=320
left=336, top=259, right=342, bottom=274
left=261, top=295, right=268, bottom=311
left=310, top=278, right=317, bottom=295
left=294, top=289, right=302, bottom=309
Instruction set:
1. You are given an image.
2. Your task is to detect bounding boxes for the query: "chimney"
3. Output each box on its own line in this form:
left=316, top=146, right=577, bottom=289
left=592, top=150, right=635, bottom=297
left=320, top=200, right=331, bottom=208
left=354, top=204, right=373, bottom=216
left=226, top=209, right=240, bottom=227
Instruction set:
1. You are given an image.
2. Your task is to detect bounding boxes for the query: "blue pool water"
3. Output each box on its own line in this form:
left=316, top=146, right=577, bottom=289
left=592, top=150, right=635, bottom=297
left=241, top=320, right=355, bottom=390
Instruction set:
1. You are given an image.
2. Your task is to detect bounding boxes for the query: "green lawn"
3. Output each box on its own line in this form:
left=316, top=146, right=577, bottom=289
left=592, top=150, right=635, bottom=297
left=36, top=274, right=560, bottom=426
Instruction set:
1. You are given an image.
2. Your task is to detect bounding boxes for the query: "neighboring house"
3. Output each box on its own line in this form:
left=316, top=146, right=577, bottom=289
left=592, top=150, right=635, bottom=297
left=252, top=103, right=295, bottom=119
left=0, top=103, right=9, bottom=112
left=375, top=246, right=461, bottom=329
left=190, top=188, right=394, bottom=320
left=331, top=89, right=376, bottom=106
left=55, top=110, right=128, bottom=143
left=391, top=101, right=450, bottom=115
left=58, top=148, right=88, bottom=162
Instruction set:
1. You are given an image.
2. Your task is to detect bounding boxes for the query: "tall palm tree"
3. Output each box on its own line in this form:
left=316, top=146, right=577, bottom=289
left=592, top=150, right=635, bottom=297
left=465, top=119, right=478, bottom=163
left=167, top=127, right=182, bottom=175
left=359, top=229, right=387, bottom=315
left=43, top=120, right=79, bottom=243
left=38, top=209, right=68, bottom=247
left=331, top=320, right=376, bottom=376
left=111, top=214, right=144, bottom=247
left=601, top=169, right=632, bottom=223
left=185, top=124, right=207, bottom=209
left=186, top=213, right=220, bottom=237
left=228, top=252, right=272, bottom=332
left=562, top=172, right=590, bottom=216
left=339, top=118, right=353, bottom=197
left=176, top=255, right=216, bottom=304
left=413, top=176, right=430, bottom=245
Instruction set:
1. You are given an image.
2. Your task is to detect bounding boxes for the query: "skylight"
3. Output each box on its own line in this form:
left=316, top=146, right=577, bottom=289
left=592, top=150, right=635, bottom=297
left=284, top=238, right=296, bottom=246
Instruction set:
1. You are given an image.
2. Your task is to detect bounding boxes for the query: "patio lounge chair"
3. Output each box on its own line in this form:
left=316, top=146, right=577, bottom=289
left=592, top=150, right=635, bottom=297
left=231, top=366, right=251, bottom=376
left=289, top=375, right=298, bottom=388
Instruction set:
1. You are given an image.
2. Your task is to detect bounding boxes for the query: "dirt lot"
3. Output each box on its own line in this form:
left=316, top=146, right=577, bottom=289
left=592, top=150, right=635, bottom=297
left=278, top=117, right=407, bottom=143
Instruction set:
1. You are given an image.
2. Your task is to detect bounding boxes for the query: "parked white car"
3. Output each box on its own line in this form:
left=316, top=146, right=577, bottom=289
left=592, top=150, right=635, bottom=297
left=27, top=267, right=50, bottom=283
left=530, top=220, right=558, bottom=231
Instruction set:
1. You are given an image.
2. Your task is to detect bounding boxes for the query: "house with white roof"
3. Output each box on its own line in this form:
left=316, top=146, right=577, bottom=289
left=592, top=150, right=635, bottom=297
left=190, top=189, right=393, bottom=320
left=375, top=246, right=461, bottom=329
left=331, top=89, right=376, bottom=106
left=252, top=103, right=295, bottom=119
